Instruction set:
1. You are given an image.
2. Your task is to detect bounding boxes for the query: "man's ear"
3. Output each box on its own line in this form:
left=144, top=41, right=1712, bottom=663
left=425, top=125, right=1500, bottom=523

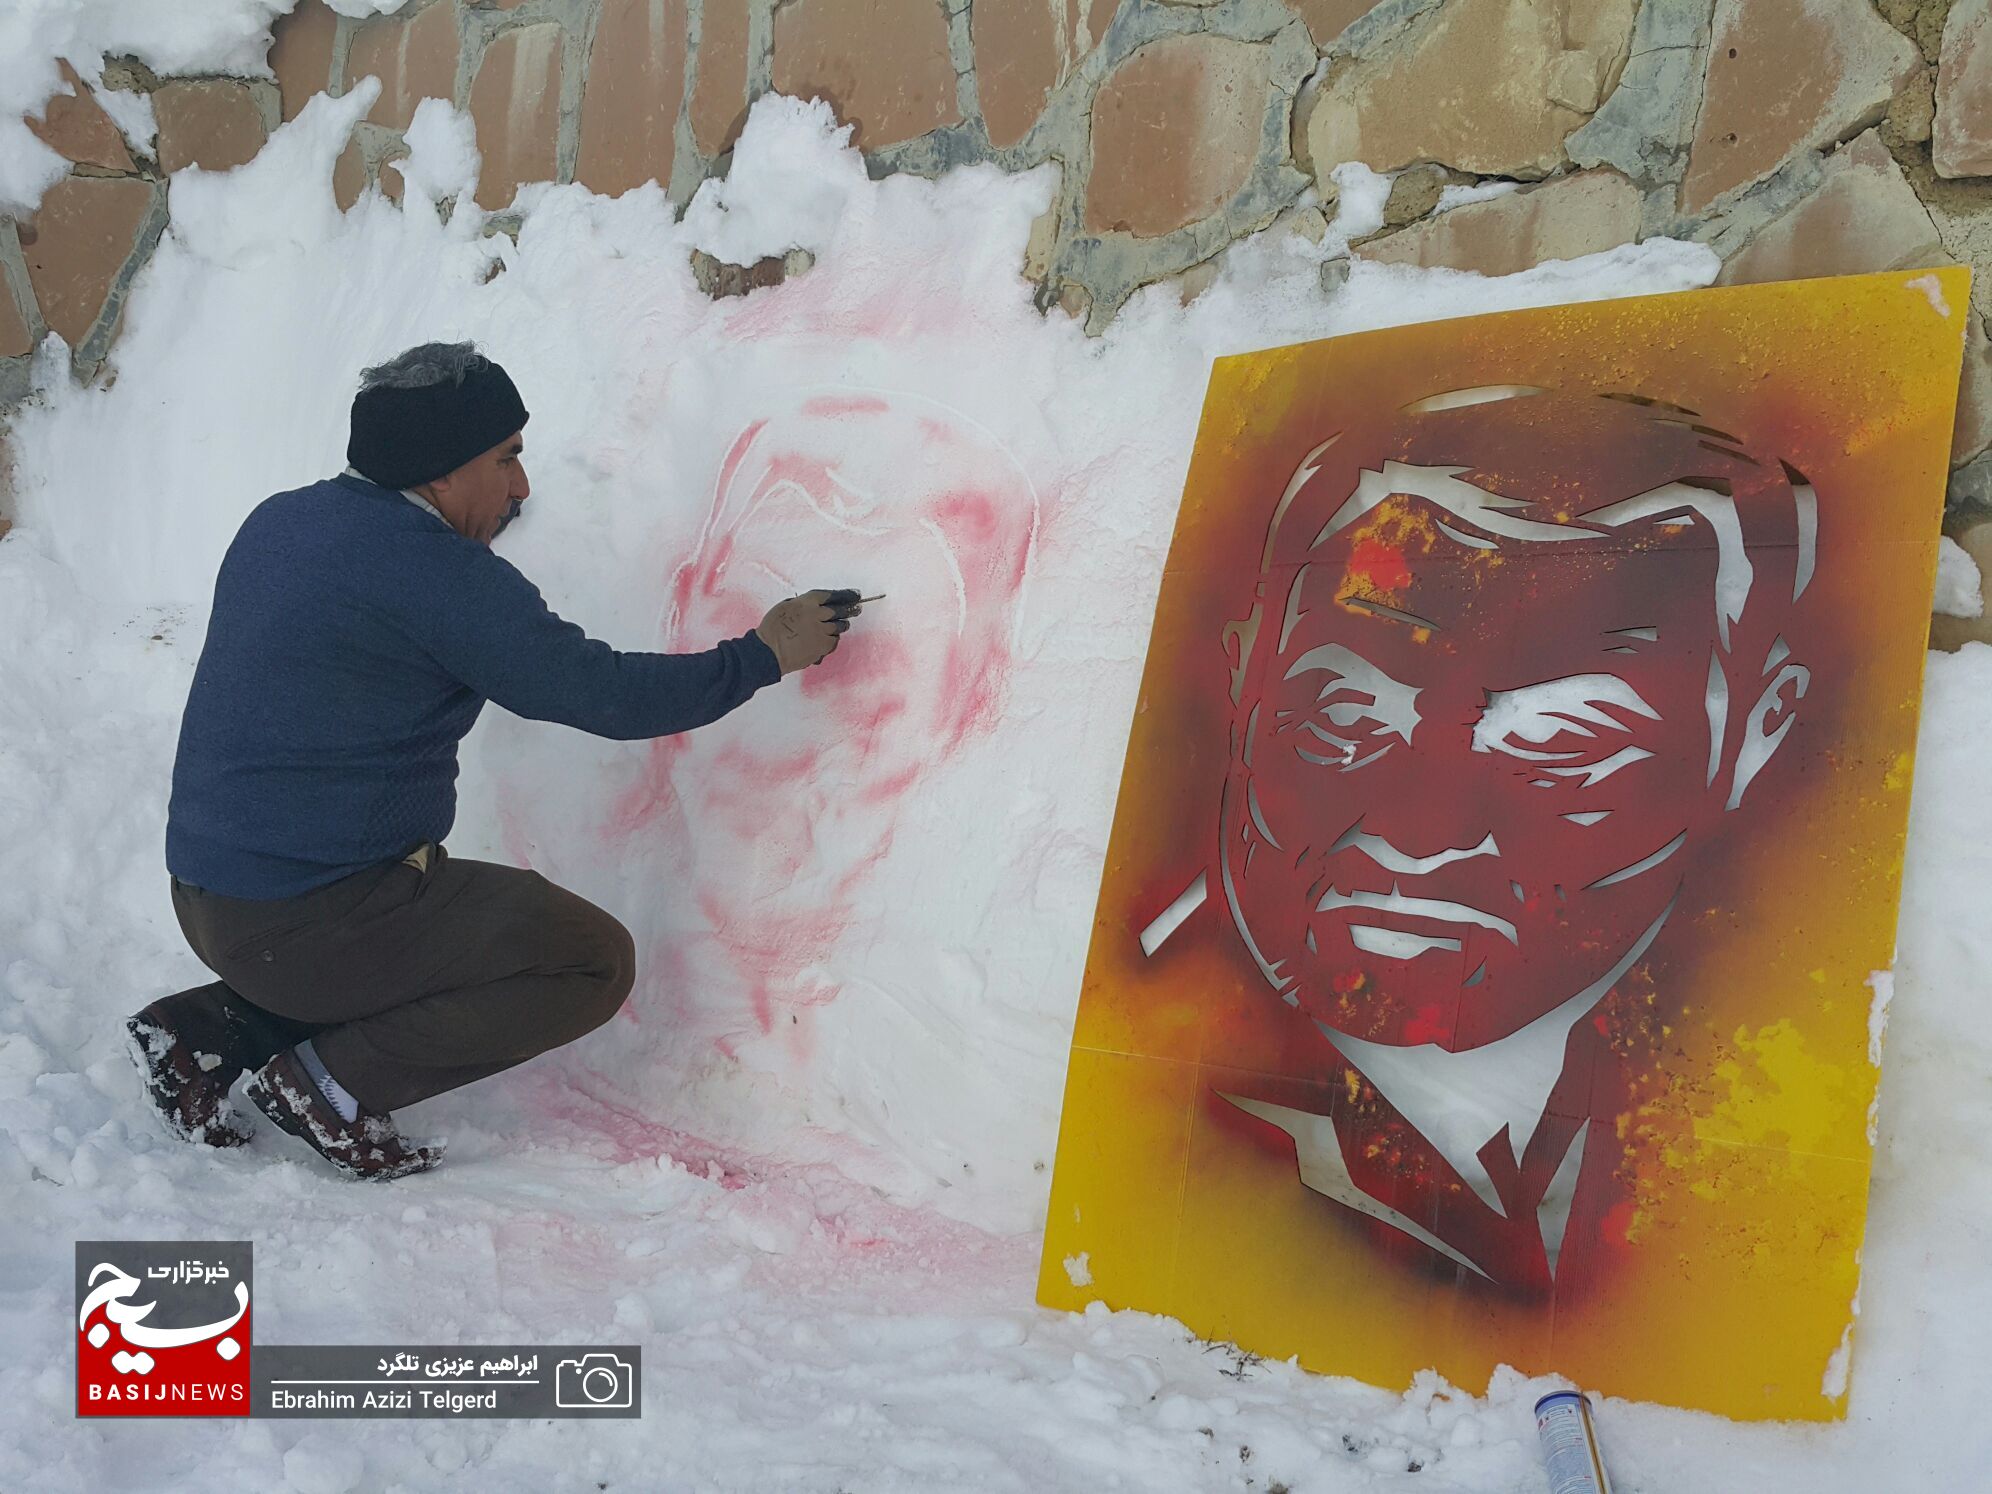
left=1221, top=606, right=1262, bottom=707
left=1725, top=658, right=1808, bottom=811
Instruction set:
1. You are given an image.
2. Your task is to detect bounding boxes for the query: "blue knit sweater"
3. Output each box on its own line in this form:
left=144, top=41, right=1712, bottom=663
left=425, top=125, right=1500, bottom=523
left=167, top=473, right=780, bottom=899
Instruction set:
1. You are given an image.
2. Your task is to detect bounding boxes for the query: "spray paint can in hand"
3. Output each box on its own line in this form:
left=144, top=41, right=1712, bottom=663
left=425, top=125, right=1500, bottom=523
left=1534, top=1390, right=1613, bottom=1494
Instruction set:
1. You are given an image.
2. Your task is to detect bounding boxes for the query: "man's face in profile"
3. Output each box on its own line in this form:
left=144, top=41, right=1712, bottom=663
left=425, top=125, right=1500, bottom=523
left=425, top=430, right=529, bottom=545
left=1222, top=494, right=1730, bottom=1051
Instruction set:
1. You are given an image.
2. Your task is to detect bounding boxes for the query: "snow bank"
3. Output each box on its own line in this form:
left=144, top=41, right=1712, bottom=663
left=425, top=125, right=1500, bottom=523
left=3, top=557, right=1990, bottom=1493
left=6, top=91, right=1720, bottom=1232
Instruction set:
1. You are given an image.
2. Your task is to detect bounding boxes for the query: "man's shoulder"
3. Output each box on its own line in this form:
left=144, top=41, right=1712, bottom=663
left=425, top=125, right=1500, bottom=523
left=230, top=477, right=459, bottom=570
left=218, top=481, right=443, bottom=612
left=242, top=476, right=533, bottom=597
left=245, top=474, right=414, bottom=528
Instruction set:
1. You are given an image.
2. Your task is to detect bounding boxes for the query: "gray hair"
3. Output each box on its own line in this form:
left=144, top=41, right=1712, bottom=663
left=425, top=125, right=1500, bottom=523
left=359, top=340, right=489, bottom=391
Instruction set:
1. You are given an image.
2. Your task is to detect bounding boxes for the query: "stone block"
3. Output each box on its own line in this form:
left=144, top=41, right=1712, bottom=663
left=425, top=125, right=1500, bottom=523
left=577, top=0, right=688, bottom=196
left=346, top=0, right=460, bottom=131
left=19, top=175, right=153, bottom=346
left=1878, top=0, right=1951, bottom=63
left=1717, top=131, right=1945, bottom=286
left=379, top=144, right=410, bottom=204
left=1174, top=256, right=1221, bottom=306
left=1934, top=0, right=1992, bottom=178
left=1954, top=443, right=1992, bottom=509
left=1283, top=202, right=1331, bottom=242
left=975, top=0, right=1060, bottom=150
left=333, top=138, right=366, bottom=212
left=1884, top=65, right=1937, bottom=148
left=1565, top=0, right=1713, bottom=188
left=1680, top=0, right=1918, bottom=214
left=1023, top=200, right=1059, bottom=282
left=27, top=61, right=136, bottom=173
left=689, top=245, right=813, bottom=298
left=1545, top=42, right=1612, bottom=112
left=1379, top=162, right=1451, bottom=228
left=1285, top=0, right=1385, bottom=51
left=1306, top=0, right=1637, bottom=179
left=469, top=22, right=563, bottom=210
left=1358, top=168, right=1640, bottom=275
left=690, top=0, right=751, bottom=156
left=0, top=276, right=31, bottom=358
left=771, top=0, right=962, bottom=150
left=1955, top=315, right=1992, bottom=467
left=1086, top=34, right=1268, bottom=237
left=153, top=80, right=268, bottom=175
left=269, top=0, right=339, bottom=122
left=1913, top=165, right=1992, bottom=328
left=973, top=0, right=1120, bottom=149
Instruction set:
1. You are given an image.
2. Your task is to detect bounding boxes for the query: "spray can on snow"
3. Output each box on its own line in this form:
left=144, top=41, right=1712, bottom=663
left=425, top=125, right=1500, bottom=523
left=1533, top=1390, right=1613, bottom=1494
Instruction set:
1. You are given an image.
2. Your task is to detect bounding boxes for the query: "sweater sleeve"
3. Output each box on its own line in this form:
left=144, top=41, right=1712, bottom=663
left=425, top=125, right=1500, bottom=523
left=404, top=543, right=782, bottom=740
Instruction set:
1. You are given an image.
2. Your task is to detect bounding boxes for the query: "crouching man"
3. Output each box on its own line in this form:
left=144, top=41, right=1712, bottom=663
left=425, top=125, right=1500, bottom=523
left=127, top=341, right=863, bottom=1180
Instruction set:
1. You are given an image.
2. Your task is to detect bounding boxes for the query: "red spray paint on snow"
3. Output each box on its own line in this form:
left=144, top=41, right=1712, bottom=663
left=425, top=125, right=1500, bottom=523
left=596, top=386, right=1038, bottom=1073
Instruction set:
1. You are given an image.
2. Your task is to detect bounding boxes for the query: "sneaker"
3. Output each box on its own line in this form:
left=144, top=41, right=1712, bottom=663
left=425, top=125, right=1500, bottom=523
left=126, top=1000, right=255, bottom=1148
left=243, top=1048, right=443, bottom=1181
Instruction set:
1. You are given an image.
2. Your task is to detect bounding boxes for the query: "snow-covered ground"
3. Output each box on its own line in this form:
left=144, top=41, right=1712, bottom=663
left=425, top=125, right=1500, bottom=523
left=2, top=23, right=1989, bottom=1491
left=3, top=621, right=1990, bottom=1494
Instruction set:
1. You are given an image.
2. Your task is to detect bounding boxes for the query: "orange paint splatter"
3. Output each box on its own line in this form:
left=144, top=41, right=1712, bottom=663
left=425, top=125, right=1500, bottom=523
left=1347, top=537, right=1411, bottom=592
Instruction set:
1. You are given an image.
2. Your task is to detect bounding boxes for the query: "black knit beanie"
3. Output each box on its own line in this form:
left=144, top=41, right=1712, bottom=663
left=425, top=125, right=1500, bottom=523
left=346, top=355, right=530, bottom=489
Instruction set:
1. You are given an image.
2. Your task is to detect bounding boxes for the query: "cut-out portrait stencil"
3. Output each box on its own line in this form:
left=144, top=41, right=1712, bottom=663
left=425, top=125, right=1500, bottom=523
left=1038, top=272, right=1971, bottom=1421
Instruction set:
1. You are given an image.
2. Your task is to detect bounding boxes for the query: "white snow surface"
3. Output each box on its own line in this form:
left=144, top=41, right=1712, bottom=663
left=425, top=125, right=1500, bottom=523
left=89, top=78, right=156, bottom=154
left=1434, top=181, right=1523, bottom=213
left=392, top=93, right=481, bottom=210
left=1933, top=534, right=1984, bottom=617
left=1328, top=161, right=1392, bottom=243
left=680, top=97, right=869, bottom=266
left=2, top=75, right=1988, bottom=1494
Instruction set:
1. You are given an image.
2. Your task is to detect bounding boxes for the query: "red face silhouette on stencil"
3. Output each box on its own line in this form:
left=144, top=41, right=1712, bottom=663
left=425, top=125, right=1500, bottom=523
left=1218, top=390, right=1806, bottom=1055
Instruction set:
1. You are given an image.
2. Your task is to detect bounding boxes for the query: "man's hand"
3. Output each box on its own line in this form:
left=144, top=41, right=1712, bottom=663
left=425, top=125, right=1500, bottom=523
left=757, top=589, right=864, bottom=675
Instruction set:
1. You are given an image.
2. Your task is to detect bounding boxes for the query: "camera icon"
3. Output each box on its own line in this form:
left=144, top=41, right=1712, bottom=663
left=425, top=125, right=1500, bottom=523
left=555, top=1352, right=633, bottom=1410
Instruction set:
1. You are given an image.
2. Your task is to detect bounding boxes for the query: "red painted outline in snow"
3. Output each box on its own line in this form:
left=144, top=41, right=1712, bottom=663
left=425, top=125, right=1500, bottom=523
left=603, top=386, right=1038, bottom=1051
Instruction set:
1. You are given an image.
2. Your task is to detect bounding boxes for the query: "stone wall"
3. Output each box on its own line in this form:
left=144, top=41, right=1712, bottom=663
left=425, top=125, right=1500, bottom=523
left=6, top=0, right=1992, bottom=543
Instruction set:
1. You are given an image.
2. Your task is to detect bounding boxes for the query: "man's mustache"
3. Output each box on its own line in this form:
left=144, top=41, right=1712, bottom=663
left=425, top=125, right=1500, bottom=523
left=1305, top=823, right=1515, bottom=944
left=1330, top=826, right=1498, bottom=874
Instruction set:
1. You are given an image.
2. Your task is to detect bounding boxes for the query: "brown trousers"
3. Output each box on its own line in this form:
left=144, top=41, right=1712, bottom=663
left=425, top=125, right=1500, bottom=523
left=164, top=844, right=635, bottom=1113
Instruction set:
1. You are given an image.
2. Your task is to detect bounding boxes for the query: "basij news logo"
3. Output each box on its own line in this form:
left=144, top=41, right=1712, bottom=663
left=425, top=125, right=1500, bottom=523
left=76, top=1241, right=252, bottom=1416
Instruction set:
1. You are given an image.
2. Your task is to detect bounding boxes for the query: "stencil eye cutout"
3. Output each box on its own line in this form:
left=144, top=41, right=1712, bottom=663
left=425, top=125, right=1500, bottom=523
left=1281, top=643, right=1421, bottom=771
left=1473, top=674, right=1659, bottom=784
left=1294, top=698, right=1397, bottom=770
